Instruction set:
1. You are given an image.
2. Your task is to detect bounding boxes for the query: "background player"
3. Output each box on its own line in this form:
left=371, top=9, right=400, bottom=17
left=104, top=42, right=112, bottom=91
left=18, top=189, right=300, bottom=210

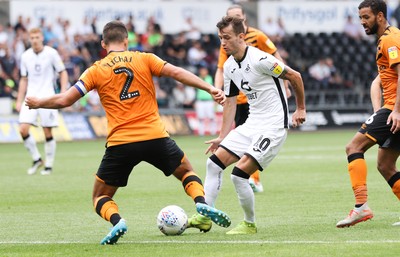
left=16, top=28, right=68, bottom=175
left=336, top=0, right=400, bottom=228
left=25, top=20, right=231, bottom=244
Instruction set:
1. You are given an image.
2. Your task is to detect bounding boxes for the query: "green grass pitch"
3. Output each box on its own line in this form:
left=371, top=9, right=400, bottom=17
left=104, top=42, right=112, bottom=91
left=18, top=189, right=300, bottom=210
left=1, top=129, right=399, bottom=256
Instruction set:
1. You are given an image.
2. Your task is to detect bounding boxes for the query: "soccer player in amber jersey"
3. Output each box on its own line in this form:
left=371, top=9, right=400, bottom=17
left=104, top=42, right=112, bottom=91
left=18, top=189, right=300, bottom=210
left=25, top=20, right=231, bottom=244
left=214, top=4, right=291, bottom=193
left=336, top=0, right=400, bottom=228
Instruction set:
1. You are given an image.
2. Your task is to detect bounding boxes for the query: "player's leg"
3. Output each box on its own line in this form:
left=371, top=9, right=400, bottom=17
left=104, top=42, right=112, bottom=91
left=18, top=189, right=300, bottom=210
left=41, top=127, right=55, bottom=175
left=39, top=109, right=59, bottom=175
left=19, top=106, right=43, bottom=175
left=235, top=103, right=264, bottom=193
left=93, top=179, right=127, bottom=245
left=172, top=152, right=231, bottom=229
left=227, top=129, right=287, bottom=235
left=336, top=132, right=375, bottom=228
left=95, top=143, right=137, bottom=245
left=376, top=148, right=400, bottom=226
left=226, top=156, right=258, bottom=235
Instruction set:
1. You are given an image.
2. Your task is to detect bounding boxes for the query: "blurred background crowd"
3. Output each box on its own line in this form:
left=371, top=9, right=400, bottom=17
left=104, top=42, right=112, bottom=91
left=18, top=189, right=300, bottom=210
left=3, top=0, right=400, bottom=115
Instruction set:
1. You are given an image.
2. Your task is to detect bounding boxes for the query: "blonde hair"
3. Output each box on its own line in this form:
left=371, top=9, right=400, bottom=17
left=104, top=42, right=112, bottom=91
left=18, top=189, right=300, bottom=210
left=29, top=28, right=43, bottom=35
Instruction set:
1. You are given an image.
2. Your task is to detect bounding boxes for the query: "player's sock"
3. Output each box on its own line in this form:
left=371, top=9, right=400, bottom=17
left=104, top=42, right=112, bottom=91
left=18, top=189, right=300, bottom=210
left=95, top=195, right=121, bottom=225
left=231, top=167, right=255, bottom=223
left=182, top=171, right=206, bottom=204
left=250, top=170, right=260, bottom=183
left=23, top=134, right=41, bottom=161
left=204, top=155, right=226, bottom=206
left=348, top=153, right=368, bottom=206
left=44, top=137, right=56, bottom=168
left=388, top=172, right=400, bottom=200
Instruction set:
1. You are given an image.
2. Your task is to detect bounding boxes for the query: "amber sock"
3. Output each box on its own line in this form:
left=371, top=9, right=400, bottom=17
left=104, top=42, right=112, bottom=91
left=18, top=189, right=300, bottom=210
left=182, top=171, right=206, bottom=204
left=388, top=172, right=400, bottom=201
left=347, top=153, right=368, bottom=206
left=94, top=195, right=121, bottom=225
left=250, top=170, right=260, bottom=183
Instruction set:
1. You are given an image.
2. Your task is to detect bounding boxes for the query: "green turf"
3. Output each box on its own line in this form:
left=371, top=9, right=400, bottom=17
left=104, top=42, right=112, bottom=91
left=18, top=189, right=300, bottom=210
left=1, top=130, right=399, bottom=256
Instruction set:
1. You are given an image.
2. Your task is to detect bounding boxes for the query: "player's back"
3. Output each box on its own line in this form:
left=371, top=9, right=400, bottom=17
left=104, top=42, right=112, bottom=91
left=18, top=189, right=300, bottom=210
left=79, top=51, right=169, bottom=146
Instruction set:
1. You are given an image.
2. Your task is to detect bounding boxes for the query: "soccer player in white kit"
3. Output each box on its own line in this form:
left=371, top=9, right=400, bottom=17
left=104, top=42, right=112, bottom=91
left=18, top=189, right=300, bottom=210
left=16, top=28, right=68, bottom=175
left=188, top=16, right=306, bottom=234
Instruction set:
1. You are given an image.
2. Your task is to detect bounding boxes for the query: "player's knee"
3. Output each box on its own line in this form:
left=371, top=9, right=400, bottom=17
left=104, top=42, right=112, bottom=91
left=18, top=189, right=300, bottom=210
left=207, top=154, right=226, bottom=170
left=345, top=141, right=362, bottom=156
left=377, top=161, right=395, bottom=180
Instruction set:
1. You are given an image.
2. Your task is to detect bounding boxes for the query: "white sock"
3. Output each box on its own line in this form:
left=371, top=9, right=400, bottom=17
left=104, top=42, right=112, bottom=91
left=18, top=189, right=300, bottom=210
left=44, top=138, right=56, bottom=168
left=204, top=158, right=224, bottom=206
left=231, top=173, right=255, bottom=223
left=23, top=135, right=41, bottom=161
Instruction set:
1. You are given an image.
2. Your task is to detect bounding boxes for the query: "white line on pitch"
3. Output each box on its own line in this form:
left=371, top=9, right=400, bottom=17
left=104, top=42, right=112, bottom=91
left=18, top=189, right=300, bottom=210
left=1, top=240, right=400, bottom=244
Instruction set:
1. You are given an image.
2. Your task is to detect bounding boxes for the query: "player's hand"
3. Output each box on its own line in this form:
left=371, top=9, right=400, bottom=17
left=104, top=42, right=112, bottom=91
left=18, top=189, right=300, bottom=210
left=387, top=110, right=400, bottom=134
left=292, top=108, right=306, bottom=128
left=205, top=137, right=223, bottom=154
left=25, top=97, right=40, bottom=109
left=210, top=88, right=226, bottom=105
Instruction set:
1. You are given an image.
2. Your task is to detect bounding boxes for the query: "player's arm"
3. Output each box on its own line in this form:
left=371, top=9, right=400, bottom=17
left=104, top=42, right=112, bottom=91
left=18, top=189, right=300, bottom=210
left=279, top=66, right=306, bottom=127
left=388, top=63, right=400, bottom=133
left=214, top=68, right=224, bottom=90
left=160, top=63, right=225, bottom=105
left=25, top=86, right=82, bottom=109
left=58, top=70, right=69, bottom=94
left=205, top=95, right=236, bottom=154
left=16, top=76, right=27, bottom=112
left=272, top=51, right=291, bottom=98
left=370, top=75, right=382, bottom=113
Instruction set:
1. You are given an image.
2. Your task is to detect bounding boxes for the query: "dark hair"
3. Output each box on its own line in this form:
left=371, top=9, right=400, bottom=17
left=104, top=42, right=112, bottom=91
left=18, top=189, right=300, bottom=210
left=102, top=20, right=128, bottom=45
left=216, top=16, right=245, bottom=35
left=358, top=0, right=387, bottom=19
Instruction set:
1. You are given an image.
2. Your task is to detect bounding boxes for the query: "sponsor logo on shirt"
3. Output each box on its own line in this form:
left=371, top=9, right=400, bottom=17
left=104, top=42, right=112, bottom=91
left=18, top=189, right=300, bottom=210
left=270, top=63, right=282, bottom=75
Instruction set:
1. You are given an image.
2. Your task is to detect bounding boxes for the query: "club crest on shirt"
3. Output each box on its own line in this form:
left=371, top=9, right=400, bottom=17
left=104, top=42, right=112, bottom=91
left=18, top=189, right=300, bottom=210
left=245, top=64, right=251, bottom=73
left=388, top=46, right=398, bottom=59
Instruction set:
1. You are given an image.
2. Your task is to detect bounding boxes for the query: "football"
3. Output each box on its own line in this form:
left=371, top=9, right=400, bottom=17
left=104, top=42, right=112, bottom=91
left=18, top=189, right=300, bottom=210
left=157, top=205, right=188, bottom=236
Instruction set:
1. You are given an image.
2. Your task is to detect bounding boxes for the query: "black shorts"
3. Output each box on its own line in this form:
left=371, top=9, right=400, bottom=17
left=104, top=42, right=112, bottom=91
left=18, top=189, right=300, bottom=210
left=359, top=108, right=400, bottom=150
left=97, top=137, right=184, bottom=187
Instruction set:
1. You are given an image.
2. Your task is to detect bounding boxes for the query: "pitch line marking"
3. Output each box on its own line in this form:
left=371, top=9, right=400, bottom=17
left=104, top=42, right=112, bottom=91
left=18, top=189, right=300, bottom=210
left=1, top=240, right=400, bottom=244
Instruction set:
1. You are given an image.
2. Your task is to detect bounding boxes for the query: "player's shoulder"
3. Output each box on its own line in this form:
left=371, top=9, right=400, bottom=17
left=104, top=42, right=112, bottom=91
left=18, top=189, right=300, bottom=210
left=381, top=26, right=400, bottom=43
left=43, top=45, right=58, bottom=54
left=247, top=45, right=266, bottom=57
left=223, top=55, right=237, bottom=72
left=247, top=26, right=266, bottom=37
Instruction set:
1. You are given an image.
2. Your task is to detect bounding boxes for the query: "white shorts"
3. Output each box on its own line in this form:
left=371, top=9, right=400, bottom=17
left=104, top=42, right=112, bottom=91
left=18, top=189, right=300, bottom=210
left=19, top=103, right=59, bottom=127
left=220, top=125, right=287, bottom=170
left=195, top=100, right=215, bottom=119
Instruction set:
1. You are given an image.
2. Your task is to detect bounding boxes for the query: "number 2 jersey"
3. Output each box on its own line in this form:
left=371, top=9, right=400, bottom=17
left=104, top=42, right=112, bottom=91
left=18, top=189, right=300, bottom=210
left=74, top=51, right=169, bottom=147
left=223, top=46, right=288, bottom=129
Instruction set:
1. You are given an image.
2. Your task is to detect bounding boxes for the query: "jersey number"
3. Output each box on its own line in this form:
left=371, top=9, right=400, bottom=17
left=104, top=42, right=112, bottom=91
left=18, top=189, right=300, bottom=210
left=253, top=136, right=271, bottom=153
left=114, top=67, right=140, bottom=101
